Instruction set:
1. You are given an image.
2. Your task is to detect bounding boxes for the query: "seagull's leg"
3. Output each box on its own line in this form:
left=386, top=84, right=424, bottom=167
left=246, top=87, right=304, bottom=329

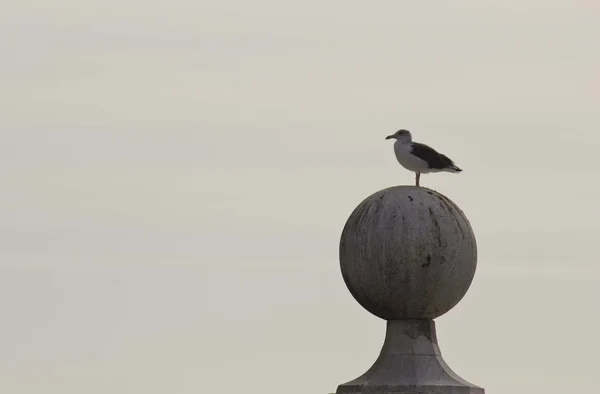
left=416, top=172, right=420, bottom=187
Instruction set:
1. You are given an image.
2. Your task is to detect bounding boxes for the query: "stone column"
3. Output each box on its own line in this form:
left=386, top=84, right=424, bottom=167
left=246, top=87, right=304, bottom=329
left=336, top=186, right=484, bottom=394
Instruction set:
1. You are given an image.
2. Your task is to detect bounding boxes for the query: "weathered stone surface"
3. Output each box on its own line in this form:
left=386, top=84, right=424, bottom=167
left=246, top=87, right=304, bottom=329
left=336, top=320, right=484, bottom=394
left=335, top=186, right=483, bottom=394
left=339, top=186, right=477, bottom=320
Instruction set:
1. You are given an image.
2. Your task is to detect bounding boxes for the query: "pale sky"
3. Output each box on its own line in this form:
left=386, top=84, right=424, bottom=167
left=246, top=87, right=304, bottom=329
left=2, top=1, right=600, bottom=393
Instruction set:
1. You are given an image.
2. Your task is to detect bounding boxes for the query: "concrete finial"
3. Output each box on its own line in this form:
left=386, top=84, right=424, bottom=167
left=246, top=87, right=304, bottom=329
left=340, top=186, right=477, bottom=320
left=336, top=186, right=484, bottom=394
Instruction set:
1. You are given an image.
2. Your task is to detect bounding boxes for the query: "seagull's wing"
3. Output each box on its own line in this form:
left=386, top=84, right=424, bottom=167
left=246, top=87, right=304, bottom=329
left=411, top=143, right=457, bottom=170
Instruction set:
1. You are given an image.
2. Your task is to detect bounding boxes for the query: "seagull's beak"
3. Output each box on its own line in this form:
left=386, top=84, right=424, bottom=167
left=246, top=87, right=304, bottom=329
left=385, top=135, right=394, bottom=140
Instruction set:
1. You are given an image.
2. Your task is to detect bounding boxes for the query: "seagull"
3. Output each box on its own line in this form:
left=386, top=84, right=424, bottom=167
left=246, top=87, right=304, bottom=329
left=385, top=129, right=462, bottom=187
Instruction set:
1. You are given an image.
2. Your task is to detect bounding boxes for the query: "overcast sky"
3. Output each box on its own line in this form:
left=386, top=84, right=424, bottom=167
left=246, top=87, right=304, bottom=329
left=2, top=1, right=600, bottom=393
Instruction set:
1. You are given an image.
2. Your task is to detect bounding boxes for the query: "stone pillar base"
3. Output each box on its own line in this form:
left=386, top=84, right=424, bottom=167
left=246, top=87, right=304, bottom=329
left=336, top=320, right=484, bottom=394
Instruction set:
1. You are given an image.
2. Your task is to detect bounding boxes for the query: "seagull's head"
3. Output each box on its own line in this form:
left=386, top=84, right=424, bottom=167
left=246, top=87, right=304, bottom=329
left=385, top=129, right=412, bottom=143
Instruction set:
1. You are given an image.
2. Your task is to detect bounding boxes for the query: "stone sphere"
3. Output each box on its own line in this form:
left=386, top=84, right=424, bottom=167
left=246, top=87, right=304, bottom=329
left=339, top=186, right=477, bottom=320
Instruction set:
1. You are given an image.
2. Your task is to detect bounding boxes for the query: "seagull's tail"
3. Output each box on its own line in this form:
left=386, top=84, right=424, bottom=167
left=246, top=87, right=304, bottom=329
left=450, top=164, right=462, bottom=173
left=440, top=154, right=462, bottom=173
left=442, top=165, right=462, bottom=173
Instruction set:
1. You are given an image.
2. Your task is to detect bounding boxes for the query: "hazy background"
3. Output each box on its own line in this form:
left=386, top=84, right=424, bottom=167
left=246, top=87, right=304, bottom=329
left=2, top=1, right=599, bottom=393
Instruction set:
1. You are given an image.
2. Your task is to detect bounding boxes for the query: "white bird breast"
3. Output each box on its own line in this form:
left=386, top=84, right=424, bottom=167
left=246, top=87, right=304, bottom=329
left=393, top=141, right=436, bottom=173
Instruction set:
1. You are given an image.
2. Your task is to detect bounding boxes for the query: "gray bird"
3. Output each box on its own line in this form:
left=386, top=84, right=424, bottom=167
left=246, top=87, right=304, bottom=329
left=386, top=129, right=462, bottom=187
